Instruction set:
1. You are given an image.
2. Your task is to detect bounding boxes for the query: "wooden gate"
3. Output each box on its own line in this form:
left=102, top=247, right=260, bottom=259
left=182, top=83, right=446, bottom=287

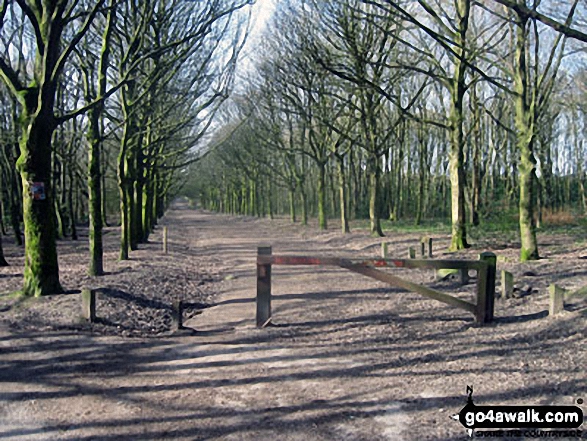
left=256, top=246, right=496, bottom=327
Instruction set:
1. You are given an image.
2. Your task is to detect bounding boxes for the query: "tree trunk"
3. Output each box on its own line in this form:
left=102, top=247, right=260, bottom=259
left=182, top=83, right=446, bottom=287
left=470, top=88, right=481, bottom=226
left=289, top=188, right=296, bottom=223
left=118, top=150, right=131, bottom=261
left=317, top=163, right=327, bottom=230
left=68, top=163, right=78, bottom=241
left=267, top=177, right=274, bottom=220
left=448, top=123, right=468, bottom=250
left=300, top=185, right=308, bottom=225
left=0, top=231, right=8, bottom=267
left=369, top=156, right=384, bottom=237
left=448, top=0, right=470, bottom=251
left=514, top=14, right=539, bottom=262
left=88, top=106, right=104, bottom=275
left=101, top=147, right=109, bottom=227
left=415, top=128, right=426, bottom=226
left=17, top=110, right=63, bottom=296
left=518, top=145, right=539, bottom=260
left=10, top=171, right=23, bottom=246
left=128, top=150, right=138, bottom=251
left=337, top=156, right=350, bottom=234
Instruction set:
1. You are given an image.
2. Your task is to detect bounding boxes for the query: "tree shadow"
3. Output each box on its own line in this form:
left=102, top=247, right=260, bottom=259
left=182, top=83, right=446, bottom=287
left=494, top=310, right=549, bottom=324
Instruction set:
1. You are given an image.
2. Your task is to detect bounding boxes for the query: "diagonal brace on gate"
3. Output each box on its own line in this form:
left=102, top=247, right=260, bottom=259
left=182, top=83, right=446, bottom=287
left=256, top=247, right=496, bottom=327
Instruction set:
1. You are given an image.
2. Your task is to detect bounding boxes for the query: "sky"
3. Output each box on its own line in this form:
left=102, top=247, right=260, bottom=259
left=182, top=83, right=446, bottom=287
left=234, top=0, right=277, bottom=82
left=250, top=0, right=277, bottom=39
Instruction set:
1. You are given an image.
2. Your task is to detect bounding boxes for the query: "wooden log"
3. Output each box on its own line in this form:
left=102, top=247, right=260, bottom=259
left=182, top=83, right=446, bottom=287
left=381, top=242, right=388, bottom=259
left=501, top=270, right=514, bottom=299
left=163, top=226, right=168, bottom=254
left=549, top=284, right=565, bottom=316
left=81, top=289, right=96, bottom=323
left=476, top=252, right=497, bottom=324
left=257, top=246, right=272, bottom=328
left=172, top=300, right=183, bottom=330
left=258, top=255, right=486, bottom=271
left=344, top=263, right=476, bottom=314
left=408, top=247, right=416, bottom=259
left=260, top=256, right=346, bottom=266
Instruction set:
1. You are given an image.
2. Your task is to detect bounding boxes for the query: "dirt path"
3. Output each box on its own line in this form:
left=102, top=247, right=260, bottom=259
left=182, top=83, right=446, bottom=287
left=0, top=205, right=585, bottom=440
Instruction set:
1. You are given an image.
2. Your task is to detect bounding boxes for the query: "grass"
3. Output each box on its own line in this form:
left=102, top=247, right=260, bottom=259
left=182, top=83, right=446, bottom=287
left=348, top=210, right=587, bottom=244
left=350, top=218, right=451, bottom=235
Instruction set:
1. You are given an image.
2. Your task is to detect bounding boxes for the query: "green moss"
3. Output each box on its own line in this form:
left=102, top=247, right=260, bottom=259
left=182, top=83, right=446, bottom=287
left=437, top=268, right=459, bottom=280
left=520, top=247, right=539, bottom=262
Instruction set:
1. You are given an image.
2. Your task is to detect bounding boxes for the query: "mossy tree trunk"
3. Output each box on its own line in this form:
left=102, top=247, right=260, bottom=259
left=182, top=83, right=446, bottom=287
left=470, top=86, right=481, bottom=226
left=87, top=104, right=104, bottom=274
left=0, top=231, right=8, bottom=267
left=288, top=187, right=296, bottom=223
left=337, top=155, right=350, bottom=234
left=17, top=109, right=64, bottom=296
left=368, top=156, right=384, bottom=237
left=448, top=0, right=470, bottom=251
left=118, top=126, right=132, bottom=260
left=317, top=162, right=327, bottom=230
left=0, top=1, right=106, bottom=294
left=67, top=154, right=78, bottom=241
left=514, top=14, right=539, bottom=261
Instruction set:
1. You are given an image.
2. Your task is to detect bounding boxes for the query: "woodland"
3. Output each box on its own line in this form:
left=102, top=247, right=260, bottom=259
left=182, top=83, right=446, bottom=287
left=188, top=0, right=587, bottom=261
left=0, top=0, right=586, bottom=299
left=0, top=0, right=252, bottom=296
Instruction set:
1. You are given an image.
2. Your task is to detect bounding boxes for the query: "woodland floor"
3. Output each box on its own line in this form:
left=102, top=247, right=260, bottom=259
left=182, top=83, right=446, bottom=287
left=0, top=202, right=586, bottom=440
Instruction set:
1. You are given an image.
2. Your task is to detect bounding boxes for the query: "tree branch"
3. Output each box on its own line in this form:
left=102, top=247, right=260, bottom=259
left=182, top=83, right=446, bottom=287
left=489, top=0, right=587, bottom=43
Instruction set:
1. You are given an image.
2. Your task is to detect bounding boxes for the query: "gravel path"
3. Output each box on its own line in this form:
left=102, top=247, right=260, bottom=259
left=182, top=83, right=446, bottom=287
left=0, top=203, right=585, bottom=440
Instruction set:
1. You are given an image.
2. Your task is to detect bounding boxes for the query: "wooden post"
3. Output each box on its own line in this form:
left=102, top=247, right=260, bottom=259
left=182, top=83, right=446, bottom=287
left=420, top=240, right=426, bottom=257
left=381, top=242, right=388, bottom=258
left=172, top=300, right=183, bottom=330
left=427, top=237, right=433, bottom=258
left=257, top=246, right=272, bottom=327
left=549, top=284, right=565, bottom=316
left=476, top=252, right=496, bottom=324
left=163, top=226, right=168, bottom=254
left=408, top=247, right=416, bottom=259
left=81, top=289, right=96, bottom=323
left=501, top=270, right=514, bottom=299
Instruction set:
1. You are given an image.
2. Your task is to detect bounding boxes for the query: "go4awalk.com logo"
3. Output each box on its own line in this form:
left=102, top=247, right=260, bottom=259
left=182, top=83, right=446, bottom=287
left=451, top=386, right=584, bottom=438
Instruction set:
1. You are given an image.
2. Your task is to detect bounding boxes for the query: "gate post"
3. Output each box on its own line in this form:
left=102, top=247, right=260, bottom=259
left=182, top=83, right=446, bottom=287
left=476, top=252, right=497, bottom=324
left=257, top=246, right=272, bottom=327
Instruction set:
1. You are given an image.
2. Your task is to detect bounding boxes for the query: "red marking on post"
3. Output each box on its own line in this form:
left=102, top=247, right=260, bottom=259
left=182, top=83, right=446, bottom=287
left=373, top=260, right=388, bottom=267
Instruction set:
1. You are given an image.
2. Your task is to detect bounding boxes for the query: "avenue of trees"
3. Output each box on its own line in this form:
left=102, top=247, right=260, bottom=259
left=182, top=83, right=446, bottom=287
left=190, top=0, right=587, bottom=262
left=0, top=0, right=252, bottom=296
left=0, top=0, right=585, bottom=297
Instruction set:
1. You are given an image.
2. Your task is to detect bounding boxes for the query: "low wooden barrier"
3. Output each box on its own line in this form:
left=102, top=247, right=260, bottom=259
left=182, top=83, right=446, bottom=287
left=256, top=246, right=496, bottom=327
